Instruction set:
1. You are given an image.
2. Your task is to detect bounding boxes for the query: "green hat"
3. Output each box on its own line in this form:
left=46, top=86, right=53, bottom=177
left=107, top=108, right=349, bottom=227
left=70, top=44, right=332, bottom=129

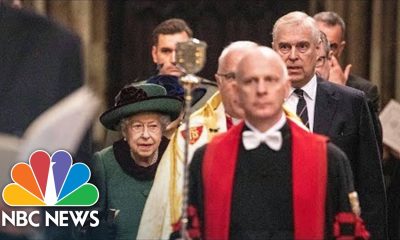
left=100, top=83, right=183, bottom=130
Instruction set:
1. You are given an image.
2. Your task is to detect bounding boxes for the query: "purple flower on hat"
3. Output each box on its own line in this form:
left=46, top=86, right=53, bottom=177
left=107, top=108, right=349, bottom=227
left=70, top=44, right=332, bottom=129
left=147, top=75, right=184, bottom=98
left=114, top=85, right=148, bottom=107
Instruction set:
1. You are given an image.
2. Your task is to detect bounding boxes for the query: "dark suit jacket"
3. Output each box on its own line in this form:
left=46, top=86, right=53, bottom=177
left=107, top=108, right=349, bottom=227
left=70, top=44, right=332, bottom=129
left=347, top=74, right=379, bottom=112
left=347, top=74, right=383, bottom=156
left=314, top=78, right=387, bottom=239
left=191, top=79, right=218, bottom=112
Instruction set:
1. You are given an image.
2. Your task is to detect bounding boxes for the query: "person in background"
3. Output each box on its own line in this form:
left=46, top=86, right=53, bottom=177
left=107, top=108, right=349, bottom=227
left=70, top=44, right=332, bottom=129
left=148, top=18, right=217, bottom=112
left=314, top=11, right=383, bottom=156
left=313, top=11, right=380, bottom=113
left=90, top=83, right=182, bottom=239
left=314, top=8, right=383, bottom=161
left=187, top=46, right=364, bottom=239
left=315, top=31, right=332, bottom=80
left=273, top=11, right=386, bottom=239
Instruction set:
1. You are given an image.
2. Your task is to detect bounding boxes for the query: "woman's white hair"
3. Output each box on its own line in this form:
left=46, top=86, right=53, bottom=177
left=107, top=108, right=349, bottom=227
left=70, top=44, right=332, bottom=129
left=120, top=112, right=171, bottom=138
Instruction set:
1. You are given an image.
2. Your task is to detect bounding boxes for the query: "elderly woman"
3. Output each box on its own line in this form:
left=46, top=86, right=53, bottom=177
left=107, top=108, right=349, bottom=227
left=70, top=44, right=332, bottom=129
left=91, top=83, right=182, bottom=240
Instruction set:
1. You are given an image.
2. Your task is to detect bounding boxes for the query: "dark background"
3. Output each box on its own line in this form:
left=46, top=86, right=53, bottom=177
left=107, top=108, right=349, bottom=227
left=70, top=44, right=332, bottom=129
left=106, top=0, right=310, bottom=106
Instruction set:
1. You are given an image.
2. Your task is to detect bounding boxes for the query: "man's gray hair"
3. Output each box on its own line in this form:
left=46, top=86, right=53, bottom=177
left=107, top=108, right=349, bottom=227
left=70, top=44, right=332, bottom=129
left=272, top=11, right=320, bottom=45
left=313, top=11, right=346, bottom=40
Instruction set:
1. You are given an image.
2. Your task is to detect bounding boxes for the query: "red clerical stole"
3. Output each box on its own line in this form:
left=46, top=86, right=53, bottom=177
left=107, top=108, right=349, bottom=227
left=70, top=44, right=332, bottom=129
left=202, top=119, right=328, bottom=240
left=226, top=116, right=233, bottom=130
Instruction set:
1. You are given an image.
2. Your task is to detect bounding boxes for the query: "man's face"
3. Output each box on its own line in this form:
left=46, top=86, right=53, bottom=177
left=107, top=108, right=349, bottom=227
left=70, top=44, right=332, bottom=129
left=315, top=42, right=331, bottom=80
left=152, top=32, right=190, bottom=77
left=236, top=51, right=289, bottom=127
left=215, top=50, right=246, bottom=118
left=316, top=22, right=345, bottom=58
left=273, top=25, right=319, bottom=88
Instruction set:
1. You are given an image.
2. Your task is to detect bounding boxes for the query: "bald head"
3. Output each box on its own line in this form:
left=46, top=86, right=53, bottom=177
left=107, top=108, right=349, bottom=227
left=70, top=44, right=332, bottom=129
left=218, top=41, right=259, bottom=70
left=237, top=46, right=288, bottom=82
left=215, top=41, right=258, bottom=118
left=236, top=46, right=290, bottom=132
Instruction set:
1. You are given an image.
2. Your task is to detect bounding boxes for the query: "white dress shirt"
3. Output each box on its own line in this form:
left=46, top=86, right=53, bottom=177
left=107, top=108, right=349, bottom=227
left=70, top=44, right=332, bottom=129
left=285, top=75, right=317, bottom=131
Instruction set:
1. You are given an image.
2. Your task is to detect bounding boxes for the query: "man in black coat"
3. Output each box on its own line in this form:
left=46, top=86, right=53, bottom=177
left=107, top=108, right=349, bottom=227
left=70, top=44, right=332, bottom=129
left=272, top=11, right=387, bottom=239
left=313, top=11, right=382, bottom=155
left=313, top=11, right=380, bottom=113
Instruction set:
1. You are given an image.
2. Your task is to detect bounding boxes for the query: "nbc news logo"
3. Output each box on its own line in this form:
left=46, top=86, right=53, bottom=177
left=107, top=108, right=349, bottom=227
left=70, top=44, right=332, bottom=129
left=1, top=150, right=99, bottom=227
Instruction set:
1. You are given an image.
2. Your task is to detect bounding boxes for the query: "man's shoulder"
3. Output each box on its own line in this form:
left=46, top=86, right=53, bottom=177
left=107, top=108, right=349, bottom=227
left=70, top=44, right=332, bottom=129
left=318, top=77, right=365, bottom=101
left=347, top=74, right=380, bottom=112
left=327, top=142, right=347, bottom=158
left=289, top=119, right=328, bottom=144
left=346, top=74, right=376, bottom=92
left=94, top=146, right=115, bottom=162
left=191, top=79, right=218, bottom=112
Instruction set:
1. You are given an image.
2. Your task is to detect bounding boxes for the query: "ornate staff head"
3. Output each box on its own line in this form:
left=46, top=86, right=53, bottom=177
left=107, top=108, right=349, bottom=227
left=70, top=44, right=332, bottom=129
left=176, top=38, right=207, bottom=88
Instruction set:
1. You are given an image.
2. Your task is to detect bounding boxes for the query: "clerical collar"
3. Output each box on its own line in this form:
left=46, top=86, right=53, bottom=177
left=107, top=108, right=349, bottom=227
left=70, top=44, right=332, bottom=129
left=244, top=112, right=286, bottom=135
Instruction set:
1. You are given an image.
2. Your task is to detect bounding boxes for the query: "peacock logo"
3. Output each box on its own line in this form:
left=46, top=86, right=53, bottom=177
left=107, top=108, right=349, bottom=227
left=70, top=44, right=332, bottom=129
left=2, top=150, right=99, bottom=206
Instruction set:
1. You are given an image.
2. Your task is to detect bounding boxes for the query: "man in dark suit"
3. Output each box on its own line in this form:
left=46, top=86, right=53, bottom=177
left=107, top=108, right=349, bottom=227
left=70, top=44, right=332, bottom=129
left=313, top=11, right=380, bottom=112
left=313, top=11, right=382, bottom=155
left=272, top=11, right=387, bottom=239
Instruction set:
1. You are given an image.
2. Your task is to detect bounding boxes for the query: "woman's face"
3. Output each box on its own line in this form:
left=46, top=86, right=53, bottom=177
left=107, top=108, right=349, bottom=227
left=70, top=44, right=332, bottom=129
left=123, top=112, right=163, bottom=164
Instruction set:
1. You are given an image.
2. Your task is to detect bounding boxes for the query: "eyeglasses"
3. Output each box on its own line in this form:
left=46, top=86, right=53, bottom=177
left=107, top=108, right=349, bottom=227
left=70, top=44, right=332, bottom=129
left=129, top=122, right=161, bottom=134
left=330, top=43, right=339, bottom=52
left=216, top=72, right=236, bottom=82
left=277, top=41, right=311, bottom=54
left=316, top=56, right=328, bottom=68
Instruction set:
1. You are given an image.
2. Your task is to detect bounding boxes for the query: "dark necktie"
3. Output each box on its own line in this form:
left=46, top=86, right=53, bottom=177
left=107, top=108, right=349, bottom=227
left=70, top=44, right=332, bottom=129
left=294, top=89, right=309, bottom=128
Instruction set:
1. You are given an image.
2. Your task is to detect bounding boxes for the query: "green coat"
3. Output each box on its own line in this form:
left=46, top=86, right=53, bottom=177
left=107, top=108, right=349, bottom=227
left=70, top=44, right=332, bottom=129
left=92, top=146, right=153, bottom=240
